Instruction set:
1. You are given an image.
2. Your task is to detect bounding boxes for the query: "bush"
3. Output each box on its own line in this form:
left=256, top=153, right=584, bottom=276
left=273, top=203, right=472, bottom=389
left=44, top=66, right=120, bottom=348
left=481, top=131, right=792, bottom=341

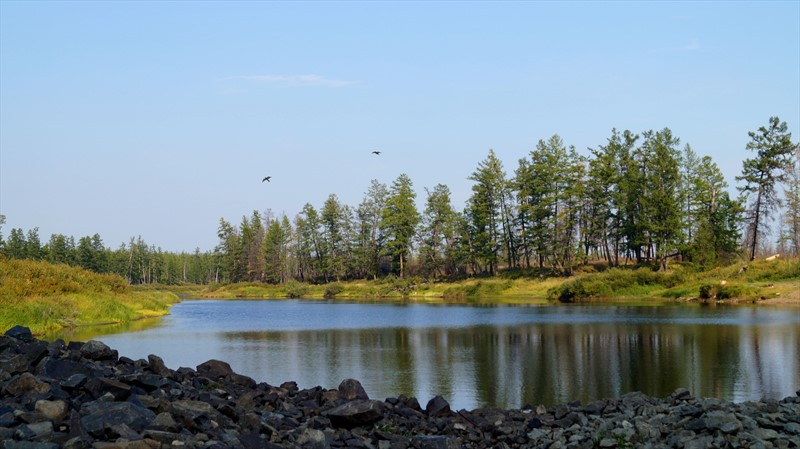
left=285, top=281, right=309, bottom=299
left=323, top=283, right=344, bottom=299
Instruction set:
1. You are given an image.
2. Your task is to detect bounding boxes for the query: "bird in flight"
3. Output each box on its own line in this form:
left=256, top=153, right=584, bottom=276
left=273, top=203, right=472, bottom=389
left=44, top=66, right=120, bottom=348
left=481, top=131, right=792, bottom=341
left=372, top=151, right=381, bottom=155
left=262, top=176, right=271, bottom=182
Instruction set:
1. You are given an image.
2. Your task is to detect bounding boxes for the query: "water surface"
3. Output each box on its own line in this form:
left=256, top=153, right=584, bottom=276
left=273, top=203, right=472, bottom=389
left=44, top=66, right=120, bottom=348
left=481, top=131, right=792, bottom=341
left=48, top=300, right=800, bottom=410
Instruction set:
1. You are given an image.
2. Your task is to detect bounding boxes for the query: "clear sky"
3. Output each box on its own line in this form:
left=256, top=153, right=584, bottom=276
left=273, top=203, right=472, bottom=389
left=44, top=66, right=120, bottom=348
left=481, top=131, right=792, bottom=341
left=1, top=1, right=798, bottom=253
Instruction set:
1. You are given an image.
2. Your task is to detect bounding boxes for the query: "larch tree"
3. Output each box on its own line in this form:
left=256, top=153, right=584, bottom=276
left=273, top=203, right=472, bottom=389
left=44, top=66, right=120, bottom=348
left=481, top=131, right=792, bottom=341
left=781, top=144, right=800, bottom=257
left=418, top=183, right=457, bottom=279
left=381, top=173, right=419, bottom=278
left=355, top=180, right=388, bottom=279
left=468, top=149, right=510, bottom=275
left=736, top=117, right=795, bottom=261
left=640, top=128, right=683, bottom=271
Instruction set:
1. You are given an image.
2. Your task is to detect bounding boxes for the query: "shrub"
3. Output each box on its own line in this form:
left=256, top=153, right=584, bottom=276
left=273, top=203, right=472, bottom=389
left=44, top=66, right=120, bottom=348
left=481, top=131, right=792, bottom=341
left=323, top=283, right=344, bottom=299
left=285, top=281, right=309, bottom=298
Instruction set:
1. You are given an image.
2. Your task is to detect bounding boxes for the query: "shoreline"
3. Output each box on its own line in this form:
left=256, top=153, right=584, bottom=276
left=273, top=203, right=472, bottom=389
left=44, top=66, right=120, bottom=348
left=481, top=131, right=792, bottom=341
left=2, top=325, right=799, bottom=448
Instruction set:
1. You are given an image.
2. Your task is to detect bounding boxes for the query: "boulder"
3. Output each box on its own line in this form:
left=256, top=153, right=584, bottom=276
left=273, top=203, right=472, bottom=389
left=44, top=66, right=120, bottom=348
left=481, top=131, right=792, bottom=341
left=338, top=378, right=369, bottom=401
left=4, top=372, right=51, bottom=396
left=324, top=399, right=385, bottom=429
left=196, top=359, right=233, bottom=379
left=5, top=325, right=34, bottom=342
left=80, top=340, right=117, bottom=361
left=81, top=401, right=156, bottom=437
left=426, top=395, right=451, bottom=417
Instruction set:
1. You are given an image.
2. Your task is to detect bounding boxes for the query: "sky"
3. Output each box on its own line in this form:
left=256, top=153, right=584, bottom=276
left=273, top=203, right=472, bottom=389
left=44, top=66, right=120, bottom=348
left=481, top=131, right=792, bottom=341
left=1, top=1, right=799, bottom=253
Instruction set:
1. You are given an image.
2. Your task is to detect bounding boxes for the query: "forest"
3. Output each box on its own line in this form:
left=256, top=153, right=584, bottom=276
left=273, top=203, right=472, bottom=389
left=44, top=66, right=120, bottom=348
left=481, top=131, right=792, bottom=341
left=2, top=118, right=798, bottom=286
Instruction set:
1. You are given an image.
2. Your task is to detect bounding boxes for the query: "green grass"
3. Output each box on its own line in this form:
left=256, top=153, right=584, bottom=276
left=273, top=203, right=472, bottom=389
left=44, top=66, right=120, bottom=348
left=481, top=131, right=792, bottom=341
left=0, top=257, right=178, bottom=335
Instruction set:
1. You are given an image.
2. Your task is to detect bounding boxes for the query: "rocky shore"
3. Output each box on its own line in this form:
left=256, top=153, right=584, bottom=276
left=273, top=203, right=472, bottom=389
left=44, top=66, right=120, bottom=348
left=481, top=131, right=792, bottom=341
left=1, top=325, right=798, bottom=449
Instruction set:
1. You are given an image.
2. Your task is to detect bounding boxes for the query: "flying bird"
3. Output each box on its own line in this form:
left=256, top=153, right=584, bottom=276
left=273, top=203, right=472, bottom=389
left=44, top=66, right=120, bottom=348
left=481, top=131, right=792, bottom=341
left=262, top=176, right=271, bottom=182
left=372, top=151, right=381, bottom=155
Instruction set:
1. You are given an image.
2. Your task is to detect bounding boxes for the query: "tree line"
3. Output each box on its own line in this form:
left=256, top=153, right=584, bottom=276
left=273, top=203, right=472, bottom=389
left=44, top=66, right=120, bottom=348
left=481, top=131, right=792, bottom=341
left=2, top=118, right=797, bottom=285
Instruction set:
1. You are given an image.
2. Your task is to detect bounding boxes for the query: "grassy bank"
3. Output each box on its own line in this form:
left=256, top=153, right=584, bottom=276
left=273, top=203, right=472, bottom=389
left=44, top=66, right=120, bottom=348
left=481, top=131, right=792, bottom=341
left=0, top=257, right=178, bottom=335
left=547, top=258, right=799, bottom=303
left=196, top=259, right=798, bottom=305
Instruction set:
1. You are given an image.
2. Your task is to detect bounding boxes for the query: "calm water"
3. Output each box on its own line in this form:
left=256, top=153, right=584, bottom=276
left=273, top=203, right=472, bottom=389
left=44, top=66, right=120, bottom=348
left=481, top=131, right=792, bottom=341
left=47, top=300, right=800, bottom=411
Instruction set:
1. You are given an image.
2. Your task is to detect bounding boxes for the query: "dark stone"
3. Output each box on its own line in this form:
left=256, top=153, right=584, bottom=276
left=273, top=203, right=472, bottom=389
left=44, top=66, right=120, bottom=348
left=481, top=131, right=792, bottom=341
left=339, top=378, right=369, bottom=401
left=410, top=435, right=460, bottom=449
left=196, top=359, right=234, bottom=379
left=527, top=417, right=543, bottom=429
left=4, top=442, right=60, bottom=449
left=61, top=373, right=88, bottom=390
left=426, top=395, right=451, bottom=417
left=324, top=399, right=385, bottom=429
left=39, top=358, right=94, bottom=380
left=79, top=340, right=117, bottom=361
left=5, top=325, right=34, bottom=342
left=1, top=354, right=31, bottom=374
left=85, top=377, right=132, bottom=400
left=147, top=354, right=171, bottom=376
left=20, top=341, right=50, bottom=367
left=80, top=401, right=156, bottom=437
left=4, top=372, right=51, bottom=396
left=239, top=432, right=285, bottom=449
left=230, top=372, right=257, bottom=388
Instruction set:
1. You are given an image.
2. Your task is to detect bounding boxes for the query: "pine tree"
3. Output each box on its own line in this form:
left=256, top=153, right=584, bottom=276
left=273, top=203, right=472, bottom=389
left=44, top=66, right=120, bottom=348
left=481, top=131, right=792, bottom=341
left=468, top=149, right=510, bottom=275
left=737, top=117, right=795, bottom=261
left=418, top=183, right=457, bottom=279
left=381, top=174, right=419, bottom=278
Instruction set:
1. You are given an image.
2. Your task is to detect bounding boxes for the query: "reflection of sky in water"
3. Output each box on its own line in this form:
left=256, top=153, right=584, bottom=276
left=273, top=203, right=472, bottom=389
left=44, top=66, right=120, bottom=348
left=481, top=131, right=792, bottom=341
left=157, top=300, right=800, bottom=331
left=48, top=300, right=800, bottom=411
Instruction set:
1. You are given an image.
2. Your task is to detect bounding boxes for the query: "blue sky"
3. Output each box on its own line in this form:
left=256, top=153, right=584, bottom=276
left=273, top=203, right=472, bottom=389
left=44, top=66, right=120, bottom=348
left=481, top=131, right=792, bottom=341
left=1, top=1, right=798, bottom=252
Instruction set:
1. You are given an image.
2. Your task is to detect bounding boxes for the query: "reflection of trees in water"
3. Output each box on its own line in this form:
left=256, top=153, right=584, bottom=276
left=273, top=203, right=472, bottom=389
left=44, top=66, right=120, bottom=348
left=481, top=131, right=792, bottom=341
left=44, top=317, right=166, bottom=343
left=218, top=321, right=799, bottom=410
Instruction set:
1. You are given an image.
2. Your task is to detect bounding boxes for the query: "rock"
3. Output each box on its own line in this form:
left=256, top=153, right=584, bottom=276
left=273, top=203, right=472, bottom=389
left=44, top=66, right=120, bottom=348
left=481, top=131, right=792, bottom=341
left=4, top=442, right=60, bottom=449
left=426, top=395, right=451, bottom=417
left=324, top=400, right=385, bottom=428
left=196, top=359, right=234, bottom=379
left=85, top=377, right=132, bottom=400
left=296, top=428, right=327, bottom=449
left=81, top=401, right=156, bottom=437
left=35, top=399, right=69, bottom=421
left=704, top=410, right=742, bottom=433
left=147, top=354, right=171, bottom=376
left=39, top=358, right=94, bottom=380
left=339, top=378, right=369, bottom=401
left=411, top=435, right=460, bottom=449
left=80, top=340, right=117, bottom=360
left=5, top=325, right=34, bottom=342
left=4, top=372, right=51, bottom=396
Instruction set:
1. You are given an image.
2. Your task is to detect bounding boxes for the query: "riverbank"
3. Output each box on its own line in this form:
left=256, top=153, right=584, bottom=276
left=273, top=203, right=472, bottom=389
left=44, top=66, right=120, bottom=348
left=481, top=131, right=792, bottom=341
left=196, top=259, right=799, bottom=305
left=1, top=325, right=798, bottom=448
left=0, top=258, right=178, bottom=335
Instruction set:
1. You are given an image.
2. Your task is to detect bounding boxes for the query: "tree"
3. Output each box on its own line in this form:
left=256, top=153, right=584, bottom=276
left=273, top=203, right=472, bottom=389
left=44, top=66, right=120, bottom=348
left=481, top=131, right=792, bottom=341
left=468, top=149, right=511, bottom=275
left=418, top=183, right=457, bottom=279
left=684, top=155, right=743, bottom=267
left=262, top=214, right=292, bottom=283
left=295, top=204, right=324, bottom=281
left=45, top=234, right=76, bottom=265
left=4, top=228, right=26, bottom=259
left=515, top=136, right=582, bottom=274
left=584, top=129, right=638, bottom=266
left=25, top=228, right=44, bottom=260
left=355, top=180, right=388, bottom=279
left=781, top=144, right=800, bottom=257
left=381, top=174, right=419, bottom=278
left=737, top=117, right=795, bottom=261
left=641, top=128, right=683, bottom=271
left=215, top=218, right=239, bottom=283
left=321, top=194, right=349, bottom=281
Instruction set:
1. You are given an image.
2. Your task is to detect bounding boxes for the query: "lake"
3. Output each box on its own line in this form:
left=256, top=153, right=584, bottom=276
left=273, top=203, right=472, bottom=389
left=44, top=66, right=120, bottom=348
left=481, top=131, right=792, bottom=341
left=47, top=299, right=800, bottom=411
